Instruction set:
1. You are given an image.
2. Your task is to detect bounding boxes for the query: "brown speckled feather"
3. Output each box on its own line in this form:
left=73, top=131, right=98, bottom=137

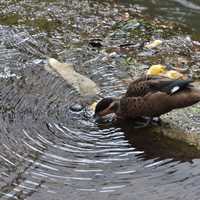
left=118, top=88, right=200, bottom=119
left=94, top=75, right=199, bottom=120
left=125, top=75, right=191, bottom=97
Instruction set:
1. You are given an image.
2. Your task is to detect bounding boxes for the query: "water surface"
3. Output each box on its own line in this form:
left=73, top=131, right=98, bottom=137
left=0, top=1, right=200, bottom=200
left=123, top=0, right=200, bottom=34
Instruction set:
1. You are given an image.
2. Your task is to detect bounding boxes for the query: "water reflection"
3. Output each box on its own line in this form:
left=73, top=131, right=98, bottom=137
left=98, top=120, right=200, bottom=162
left=122, top=123, right=200, bottom=162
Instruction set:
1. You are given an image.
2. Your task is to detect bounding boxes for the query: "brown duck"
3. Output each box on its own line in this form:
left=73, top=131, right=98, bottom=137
left=94, top=76, right=200, bottom=121
left=125, top=75, right=190, bottom=97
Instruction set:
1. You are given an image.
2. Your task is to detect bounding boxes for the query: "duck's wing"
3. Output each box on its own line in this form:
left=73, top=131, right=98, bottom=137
left=125, top=75, right=160, bottom=97
left=120, top=86, right=200, bottom=119
left=125, top=75, right=192, bottom=97
left=148, top=78, right=193, bottom=95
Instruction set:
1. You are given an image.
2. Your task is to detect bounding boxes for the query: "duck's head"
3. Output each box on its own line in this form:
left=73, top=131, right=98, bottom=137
left=94, top=97, right=119, bottom=120
left=146, top=64, right=167, bottom=76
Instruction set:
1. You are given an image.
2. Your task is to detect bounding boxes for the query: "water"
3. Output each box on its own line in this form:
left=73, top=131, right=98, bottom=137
left=0, top=1, right=200, bottom=200
left=123, top=0, right=200, bottom=34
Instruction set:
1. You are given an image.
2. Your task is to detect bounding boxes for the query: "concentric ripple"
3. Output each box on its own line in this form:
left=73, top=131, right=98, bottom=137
left=0, top=1, right=200, bottom=200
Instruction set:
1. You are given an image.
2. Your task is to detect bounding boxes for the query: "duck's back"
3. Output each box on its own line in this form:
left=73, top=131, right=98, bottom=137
left=125, top=75, right=192, bottom=97
left=119, top=88, right=200, bottom=119
left=125, top=75, right=158, bottom=97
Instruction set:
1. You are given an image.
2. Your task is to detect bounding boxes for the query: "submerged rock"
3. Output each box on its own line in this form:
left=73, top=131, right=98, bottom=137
left=70, top=103, right=84, bottom=112
left=47, top=58, right=100, bottom=97
left=152, top=122, right=200, bottom=150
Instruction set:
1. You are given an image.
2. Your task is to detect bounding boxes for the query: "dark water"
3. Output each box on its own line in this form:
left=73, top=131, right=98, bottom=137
left=0, top=1, right=200, bottom=200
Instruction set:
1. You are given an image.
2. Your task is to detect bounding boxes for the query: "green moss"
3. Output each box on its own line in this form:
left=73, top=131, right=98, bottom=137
left=26, top=18, right=62, bottom=32
left=190, top=107, right=200, bottom=113
left=0, top=14, right=20, bottom=25
left=192, top=32, right=200, bottom=41
left=0, top=14, right=62, bottom=32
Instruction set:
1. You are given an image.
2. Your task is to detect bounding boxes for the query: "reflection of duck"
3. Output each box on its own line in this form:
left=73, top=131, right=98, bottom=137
left=96, top=121, right=200, bottom=162
left=94, top=76, right=200, bottom=121
left=121, top=122, right=200, bottom=162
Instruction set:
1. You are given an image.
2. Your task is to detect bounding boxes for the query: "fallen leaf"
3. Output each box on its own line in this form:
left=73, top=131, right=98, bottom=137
left=145, top=39, right=163, bottom=49
left=90, top=101, right=97, bottom=111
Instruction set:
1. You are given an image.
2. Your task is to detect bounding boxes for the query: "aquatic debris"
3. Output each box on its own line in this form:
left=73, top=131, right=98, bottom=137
left=145, top=39, right=163, bottom=49
left=164, top=70, right=185, bottom=79
left=147, top=64, right=185, bottom=79
left=121, top=19, right=140, bottom=31
left=120, top=12, right=130, bottom=21
left=114, top=19, right=141, bottom=32
left=146, top=64, right=166, bottom=75
left=47, top=58, right=100, bottom=97
left=88, top=38, right=103, bottom=48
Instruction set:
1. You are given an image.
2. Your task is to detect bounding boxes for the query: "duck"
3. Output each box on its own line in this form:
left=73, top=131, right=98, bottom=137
left=94, top=76, right=200, bottom=121
left=122, top=64, right=189, bottom=98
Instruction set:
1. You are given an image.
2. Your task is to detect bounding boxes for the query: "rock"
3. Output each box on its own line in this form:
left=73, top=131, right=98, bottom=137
left=154, top=123, right=200, bottom=150
left=47, top=58, right=100, bottom=97
left=70, top=104, right=84, bottom=112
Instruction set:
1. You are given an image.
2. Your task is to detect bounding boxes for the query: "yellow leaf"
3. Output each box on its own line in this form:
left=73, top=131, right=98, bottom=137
left=147, top=64, right=166, bottom=75
left=90, top=102, right=97, bottom=111
left=145, top=40, right=163, bottom=49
